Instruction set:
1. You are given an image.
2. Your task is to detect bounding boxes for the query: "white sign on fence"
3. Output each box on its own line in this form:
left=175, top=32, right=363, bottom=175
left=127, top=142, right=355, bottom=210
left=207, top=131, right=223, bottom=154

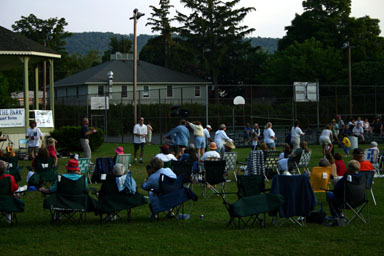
left=0, top=109, right=25, bottom=127
left=91, top=97, right=109, bottom=110
left=35, top=110, right=53, bottom=127
left=294, top=82, right=319, bottom=102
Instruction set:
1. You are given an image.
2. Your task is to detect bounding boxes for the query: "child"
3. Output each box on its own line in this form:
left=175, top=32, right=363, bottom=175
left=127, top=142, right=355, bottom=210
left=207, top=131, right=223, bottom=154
left=334, top=153, right=347, bottom=177
left=47, top=138, right=58, bottom=166
left=251, top=131, right=258, bottom=151
left=342, top=134, right=351, bottom=157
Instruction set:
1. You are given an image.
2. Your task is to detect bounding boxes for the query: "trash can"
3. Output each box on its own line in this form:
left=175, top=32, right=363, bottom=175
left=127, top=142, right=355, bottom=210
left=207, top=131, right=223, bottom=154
left=348, top=136, right=358, bottom=150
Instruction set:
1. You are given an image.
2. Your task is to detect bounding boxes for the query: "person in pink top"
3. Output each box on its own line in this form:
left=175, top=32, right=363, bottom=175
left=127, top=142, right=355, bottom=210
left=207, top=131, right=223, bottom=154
left=47, top=138, right=58, bottom=166
left=334, top=153, right=347, bottom=176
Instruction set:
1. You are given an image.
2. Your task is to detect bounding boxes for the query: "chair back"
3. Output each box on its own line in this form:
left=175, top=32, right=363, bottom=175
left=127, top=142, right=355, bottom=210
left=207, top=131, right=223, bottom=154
left=163, top=160, right=173, bottom=169
left=344, top=174, right=367, bottom=208
left=246, top=150, right=265, bottom=176
left=57, top=175, right=87, bottom=195
left=35, top=157, right=55, bottom=174
left=172, top=160, right=194, bottom=184
left=297, top=150, right=312, bottom=168
left=358, top=171, right=375, bottom=190
left=364, top=149, right=379, bottom=164
left=264, top=150, right=280, bottom=171
left=237, top=175, right=265, bottom=198
left=78, top=158, right=89, bottom=175
left=204, top=160, right=226, bottom=185
left=99, top=175, right=120, bottom=196
left=115, top=154, right=132, bottom=171
left=310, top=166, right=332, bottom=192
left=223, top=152, right=238, bottom=172
left=159, top=174, right=183, bottom=194
left=91, top=157, right=114, bottom=183
left=0, top=177, right=11, bottom=195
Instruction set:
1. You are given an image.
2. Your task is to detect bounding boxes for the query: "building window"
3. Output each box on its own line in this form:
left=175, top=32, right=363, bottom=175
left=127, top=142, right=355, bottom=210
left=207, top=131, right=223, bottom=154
left=194, top=86, right=200, bottom=97
left=143, top=86, right=149, bottom=98
left=122, top=85, right=127, bottom=98
left=98, top=85, right=104, bottom=96
left=167, top=86, right=173, bottom=97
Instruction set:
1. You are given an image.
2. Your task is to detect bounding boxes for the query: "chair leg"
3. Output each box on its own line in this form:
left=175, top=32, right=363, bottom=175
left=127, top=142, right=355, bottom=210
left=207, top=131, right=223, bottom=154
left=371, top=189, right=377, bottom=206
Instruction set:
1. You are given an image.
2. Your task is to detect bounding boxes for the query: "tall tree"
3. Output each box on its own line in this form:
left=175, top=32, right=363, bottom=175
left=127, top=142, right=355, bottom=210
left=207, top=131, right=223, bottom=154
left=146, top=0, right=175, bottom=67
left=12, top=14, right=72, bottom=54
left=102, top=36, right=133, bottom=62
left=176, top=0, right=256, bottom=84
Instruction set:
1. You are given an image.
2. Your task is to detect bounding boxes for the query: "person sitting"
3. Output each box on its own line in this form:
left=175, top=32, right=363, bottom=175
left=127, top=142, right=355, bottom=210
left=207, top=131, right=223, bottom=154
left=224, top=140, right=236, bottom=153
left=353, top=148, right=374, bottom=171
left=47, top=138, right=58, bottom=167
left=278, top=141, right=309, bottom=174
left=113, top=146, right=124, bottom=164
left=352, top=123, right=365, bottom=142
left=279, top=143, right=291, bottom=160
left=334, top=153, right=347, bottom=177
left=99, top=163, right=137, bottom=195
left=155, top=144, right=177, bottom=163
left=363, top=118, right=372, bottom=134
left=39, top=159, right=89, bottom=194
left=369, top=141, right=380, bottom=155
left=179, top=144, right=199, bottom=173
left=326, top=160, right=361, bottom=217
left=200, top=142, right=221, bottom=161
left=325, top=153, right=337, bottom=179
left=0, top=160, right=18, bottom=193
left=142, top=158, right=176, bottom=201
left=250, top=131, right=259, bottom=151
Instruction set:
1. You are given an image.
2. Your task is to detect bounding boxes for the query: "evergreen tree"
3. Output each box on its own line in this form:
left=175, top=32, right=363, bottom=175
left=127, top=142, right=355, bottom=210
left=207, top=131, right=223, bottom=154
left=102, top=36, right=133, bottom=62
left=176, top=0, right=256, bottom=84
left=146, top=0, right=175, bottom=67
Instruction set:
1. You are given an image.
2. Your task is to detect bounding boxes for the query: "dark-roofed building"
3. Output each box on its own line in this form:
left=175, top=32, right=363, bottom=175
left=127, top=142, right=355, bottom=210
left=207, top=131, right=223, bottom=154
left=54, top=53, right=210, bottom=105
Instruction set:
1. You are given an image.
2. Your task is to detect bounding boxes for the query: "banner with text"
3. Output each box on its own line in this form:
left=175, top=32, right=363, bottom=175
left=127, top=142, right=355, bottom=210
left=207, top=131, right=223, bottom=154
left=35, top=110, right=54, bottom=128
left=0, top=109, right=25, bottom=127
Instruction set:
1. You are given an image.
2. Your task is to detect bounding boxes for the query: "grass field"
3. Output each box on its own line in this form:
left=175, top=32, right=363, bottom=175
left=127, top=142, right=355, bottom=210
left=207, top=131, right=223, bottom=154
left=2, top=143, right=383, bottom=256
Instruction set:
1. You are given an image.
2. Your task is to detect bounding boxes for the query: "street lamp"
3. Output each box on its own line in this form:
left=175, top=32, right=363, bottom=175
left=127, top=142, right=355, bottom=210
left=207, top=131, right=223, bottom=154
left=343, top=41, right=353, bottom=117
left=130, top=9, right=145, bottom=124
left=104, top=71, right=114, bottom=139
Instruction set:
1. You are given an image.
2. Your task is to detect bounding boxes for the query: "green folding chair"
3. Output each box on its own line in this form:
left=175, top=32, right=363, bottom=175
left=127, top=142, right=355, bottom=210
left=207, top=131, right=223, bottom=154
left=0, top=177, right=25, bottom=224
left=116, top=154, right=132, bottom=171
left=78, top=158, right=91, bottom=183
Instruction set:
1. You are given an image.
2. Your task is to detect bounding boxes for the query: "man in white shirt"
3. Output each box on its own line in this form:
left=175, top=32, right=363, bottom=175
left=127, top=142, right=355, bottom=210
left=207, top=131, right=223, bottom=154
left=133, top=117, right=147, bottom=164
left=214, top=124, right=233, bottom=155
left=352, top=123, right=365, bottom=142
left=201, top=142, right=221, bottom=161
left=25, top=120, right=43, bottom=159
left=155, top=144, right=177, bottom=163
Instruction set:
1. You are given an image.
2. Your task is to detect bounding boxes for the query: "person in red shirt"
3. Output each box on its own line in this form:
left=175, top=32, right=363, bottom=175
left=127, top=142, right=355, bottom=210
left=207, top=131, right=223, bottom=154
left=0, top=160, right=18, bottom=192
left=334, top=153, right=347, bottom=176
left=353, top=148, right=374, bottom=171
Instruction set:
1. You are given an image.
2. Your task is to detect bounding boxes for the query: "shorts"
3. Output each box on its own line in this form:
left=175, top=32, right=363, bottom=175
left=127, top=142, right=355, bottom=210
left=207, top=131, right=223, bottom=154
left=28, top=146, right=38, bottom=155
left=319, top=136, right=332, bottom=145
left=195, top=136, right=206, bottom=149
left=266, top=142, right=275, bottom=148
left=133, top=143, right=145, bottom=150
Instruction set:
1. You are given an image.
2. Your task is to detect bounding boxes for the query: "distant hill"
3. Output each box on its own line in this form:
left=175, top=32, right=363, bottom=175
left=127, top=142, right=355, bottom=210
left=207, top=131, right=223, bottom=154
left=64, top=32, right=278, bottom=56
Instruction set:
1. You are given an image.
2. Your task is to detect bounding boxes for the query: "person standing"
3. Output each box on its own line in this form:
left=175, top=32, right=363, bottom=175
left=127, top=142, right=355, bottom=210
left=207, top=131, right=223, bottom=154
left=133, top=117, right=147, bottom=164
left=187, top=121, right=205, bottom=160
left=146, top=121, right=153, bottom=145
left=290, top=120, right=305, bottom=151
left=203, top=125, right=213, bottom=150
left=165, top=120, right=190, bottom=158
left=214, top=124, right=233, bottom=155
left=263, top=122, right=277, bottom=150
left=80, top=117, right=97, bottom=162
left=26, top=120, right=43, bottom=159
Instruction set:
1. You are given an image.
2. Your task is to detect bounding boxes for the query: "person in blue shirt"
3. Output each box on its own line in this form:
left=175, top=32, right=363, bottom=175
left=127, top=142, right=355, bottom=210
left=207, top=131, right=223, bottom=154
left=142, top=158, right=177, bottom=193
left=165, top=120, right=190, bottom=158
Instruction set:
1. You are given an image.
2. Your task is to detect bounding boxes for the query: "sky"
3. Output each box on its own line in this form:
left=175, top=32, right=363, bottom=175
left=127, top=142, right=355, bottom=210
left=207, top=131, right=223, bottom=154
left=1, top=0, right=383, bottom=38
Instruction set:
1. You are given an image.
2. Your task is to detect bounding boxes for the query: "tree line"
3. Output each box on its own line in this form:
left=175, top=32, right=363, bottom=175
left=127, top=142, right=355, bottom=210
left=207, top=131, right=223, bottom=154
left=0, top=0, right=383, bottom=108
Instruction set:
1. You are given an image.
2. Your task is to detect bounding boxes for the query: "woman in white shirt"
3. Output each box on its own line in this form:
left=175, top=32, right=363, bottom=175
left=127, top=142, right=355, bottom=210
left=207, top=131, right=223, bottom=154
left=319, top=124, right=333, bottom=156
left=290, top=120, right=305, bottom=151
left=263, top=122, right=276, bottom=150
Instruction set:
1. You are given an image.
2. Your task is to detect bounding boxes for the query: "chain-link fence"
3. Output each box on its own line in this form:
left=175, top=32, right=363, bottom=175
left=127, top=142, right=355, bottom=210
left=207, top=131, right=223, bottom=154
left=54, top=84, right=384, bottom=145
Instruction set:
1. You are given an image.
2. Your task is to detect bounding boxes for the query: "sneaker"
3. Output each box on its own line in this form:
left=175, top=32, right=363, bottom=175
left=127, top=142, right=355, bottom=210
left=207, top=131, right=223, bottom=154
left=133, top=159, right=137, bottom=164
left=166, top=211, right=175, bottom=218
left=140, top=159, right=143, bottom=164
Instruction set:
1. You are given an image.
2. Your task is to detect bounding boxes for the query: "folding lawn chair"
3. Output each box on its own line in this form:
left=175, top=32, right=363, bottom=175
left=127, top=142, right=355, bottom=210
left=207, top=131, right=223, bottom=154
left=202, top=160, right=227, bottom=198
left=364, top=149, right=382, bottom=177
left=28, top=156, right=58, bottom=187
left=359, top=171, right=376, bottom=206
left=236, top=175, right=267, bottom=198
left=91, top=157, right=114, bottom=183
left=270, top=175, right=317, bottom=226
left=43, top=175, right=97, bottom=224
left=310, top=166, right=332, bottom=193
left=115, top=153, right=132, bottom=171
left=149, top=174, right=198, bottom=221
left=245, top=150, right=266, bottom=179
left=0, top=177, right=25, bottom=224
left=293, top=150, right=312, bottom=174
left=6, top=156, right=23, bottom=183
left=97, top=174, right=147, bottom=224
left=223, top=152, right=238, bottom=181
left=17, top=139, right=28, bottom=160
left=78, top=158, right=91, bottom=183
left=329, top=174, right=369, bottom=225
left=264, top=150, right=280, bottom=179
left=171, top=160, right=194, bottom=187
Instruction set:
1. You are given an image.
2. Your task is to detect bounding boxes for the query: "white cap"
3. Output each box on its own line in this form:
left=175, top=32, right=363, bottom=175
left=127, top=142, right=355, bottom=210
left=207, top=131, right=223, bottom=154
left=74, top=154, right=79, bottom=160
left=206, top=125, right=212, bottom=129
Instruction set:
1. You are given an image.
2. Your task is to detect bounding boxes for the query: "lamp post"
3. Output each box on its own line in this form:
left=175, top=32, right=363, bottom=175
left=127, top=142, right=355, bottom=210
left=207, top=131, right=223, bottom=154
left=130, top=9, right=145, bottom=124
left=343, top=41, right=353, bottom=117
left=104, top=71, right=114, bottom=139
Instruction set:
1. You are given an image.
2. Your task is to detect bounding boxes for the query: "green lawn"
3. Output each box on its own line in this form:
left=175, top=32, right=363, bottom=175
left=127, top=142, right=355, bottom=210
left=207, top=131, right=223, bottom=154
left=2, top=143, right=383, bottom=256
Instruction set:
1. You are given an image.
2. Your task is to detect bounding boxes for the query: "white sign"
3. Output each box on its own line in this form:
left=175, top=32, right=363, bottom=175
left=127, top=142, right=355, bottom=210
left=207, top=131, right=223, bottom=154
left=233, top=96, right=245, bottom=105
left=0, top=109, right=25, bottom=127
left=294, top=82, right=319, bottom=102
left=91, top=97, right=109, bottom=110
left=35, top=110, right=54, bottom=127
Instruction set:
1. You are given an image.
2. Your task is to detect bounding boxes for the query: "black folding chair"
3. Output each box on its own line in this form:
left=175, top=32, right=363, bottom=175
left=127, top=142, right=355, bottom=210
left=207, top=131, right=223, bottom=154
left=359, top=171, right=376, bottom=206
left=202, top=160, right=226, bottom=198
left=172, top=160, right=194, bottom=187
